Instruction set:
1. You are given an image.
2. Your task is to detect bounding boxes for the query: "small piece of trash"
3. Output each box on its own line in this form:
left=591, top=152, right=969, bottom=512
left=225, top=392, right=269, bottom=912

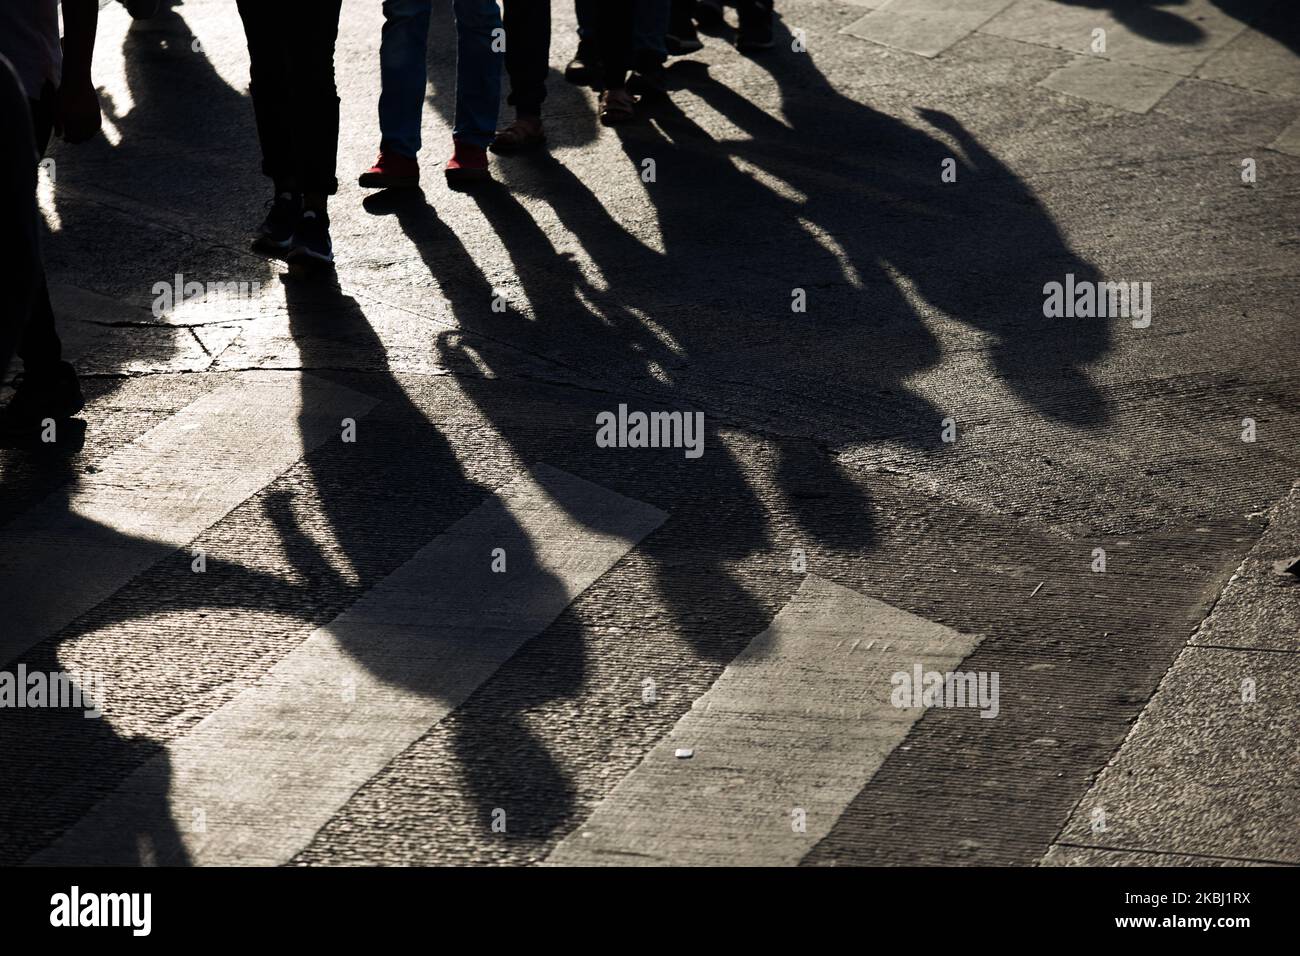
left=1283, top=557, right=1300, bottom=576
left=1029, top=582, right=1044, bottom=598
left=674, top=748, right=693, bottom=759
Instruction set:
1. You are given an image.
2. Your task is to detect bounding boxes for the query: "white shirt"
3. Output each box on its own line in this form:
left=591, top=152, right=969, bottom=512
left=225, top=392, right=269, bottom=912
left=0, top=1, right=62, bottom=99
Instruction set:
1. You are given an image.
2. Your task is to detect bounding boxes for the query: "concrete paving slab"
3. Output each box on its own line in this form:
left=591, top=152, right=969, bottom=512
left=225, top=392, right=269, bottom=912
left=1038, top=56, right=1182, bottom=113
left=1047, top=481, right=1300, bottom=865
left=843, top=0, right=1017, bottom=59
left=1048, top=648, right=1299, bottom=864
left=547, top=574, right=983, bottom=866
left=1190, top=482, right=1300, bottom=654
left=49, top=283, right=224, bottom=377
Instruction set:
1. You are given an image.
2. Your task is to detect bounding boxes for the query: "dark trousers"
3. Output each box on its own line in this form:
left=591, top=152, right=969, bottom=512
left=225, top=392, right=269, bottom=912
left=17, top=83, right=61, bottom=372
left=504, top=0, right=550, bottom=117
left=1, top=58, right=39, bottom=375
left=235, top=0, right=343, bottom=195
left=597, top=1, right=636, bottom=89
left=670, top=0, right=694, bottom=35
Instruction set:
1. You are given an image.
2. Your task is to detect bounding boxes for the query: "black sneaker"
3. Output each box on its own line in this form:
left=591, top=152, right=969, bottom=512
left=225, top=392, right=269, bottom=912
left=289, top=209, right=334, bottom=266
left=0, top=361, right=84, bottom=438
left=736, top=1, right=775, bottom=51
left=257, top=191, right=301, bottom=250
left=564, top=38, right=601, bottom=87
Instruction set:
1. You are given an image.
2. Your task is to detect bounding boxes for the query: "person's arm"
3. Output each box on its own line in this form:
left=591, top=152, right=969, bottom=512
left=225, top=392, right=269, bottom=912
left=57, top=0, right=101, bottom=143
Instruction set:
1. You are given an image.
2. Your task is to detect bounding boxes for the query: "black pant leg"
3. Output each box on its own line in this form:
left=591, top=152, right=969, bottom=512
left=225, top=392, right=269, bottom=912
left=596, top=1, right=635, bottom=89
left=288, top=0, right=342, bottom=195
left=236, top=0, right=296, bottom=189
left=0, top=59, right=39, bottom=375
left=504, top=0, right=551, bottom=117
left=17, top=83, right=61, bottom=372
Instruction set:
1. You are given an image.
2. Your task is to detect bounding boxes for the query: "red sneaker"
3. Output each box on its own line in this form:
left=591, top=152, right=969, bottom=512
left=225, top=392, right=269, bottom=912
left=444, top=139, right=491, bottom=189
left=358, top=149, right=420, bottom=189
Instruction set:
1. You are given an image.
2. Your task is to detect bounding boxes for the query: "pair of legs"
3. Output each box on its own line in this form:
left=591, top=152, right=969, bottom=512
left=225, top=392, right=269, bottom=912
left=493, top=0, right=550, bottom=152
left=0, top=77, right=83, bottom=435
left=237, top=0, right=342, bottom=203
left=576, top=0, right=670, bottom=78
left=566, top=1, right=670, bottom=122
left=236, top=0, right=343, bottom=263
left=374, top=0, right=503, bottom=180
left=591, top=2, right=638, bottom=122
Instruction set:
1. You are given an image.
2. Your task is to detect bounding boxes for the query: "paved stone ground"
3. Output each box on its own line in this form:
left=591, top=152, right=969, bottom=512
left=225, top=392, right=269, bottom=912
left=1, top=0, right=1297, bottom=866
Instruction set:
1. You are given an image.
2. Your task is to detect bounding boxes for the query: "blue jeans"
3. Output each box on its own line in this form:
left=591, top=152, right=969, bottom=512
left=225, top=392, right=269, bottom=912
left=576, top=0, right=669, bottom=59
left=378, top=0, right=503, bottom=155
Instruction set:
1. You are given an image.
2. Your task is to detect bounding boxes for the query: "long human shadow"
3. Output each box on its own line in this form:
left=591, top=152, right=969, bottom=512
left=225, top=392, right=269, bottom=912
left=3, top=1, right=281, bottom=867
left=356, top=188, right=655, bottom=846
left=626, top=41, right=1111, bottom=432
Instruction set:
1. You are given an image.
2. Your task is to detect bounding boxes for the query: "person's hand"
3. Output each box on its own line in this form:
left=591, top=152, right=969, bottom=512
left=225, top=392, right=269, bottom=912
left=55, top=79, right=102, bottom=144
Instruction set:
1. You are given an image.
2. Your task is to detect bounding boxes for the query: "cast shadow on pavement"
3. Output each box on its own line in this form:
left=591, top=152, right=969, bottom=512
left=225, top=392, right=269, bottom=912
left=4, top=3, right=1119, bottom=864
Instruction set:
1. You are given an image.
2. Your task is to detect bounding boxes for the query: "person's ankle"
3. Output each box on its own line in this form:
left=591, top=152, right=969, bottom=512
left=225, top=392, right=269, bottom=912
left=451, top=139, right=488, bottom=160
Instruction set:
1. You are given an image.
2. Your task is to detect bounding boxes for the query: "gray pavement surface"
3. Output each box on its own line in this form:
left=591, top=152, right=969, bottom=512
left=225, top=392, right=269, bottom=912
left=1, top=0, right=1297, bottom=866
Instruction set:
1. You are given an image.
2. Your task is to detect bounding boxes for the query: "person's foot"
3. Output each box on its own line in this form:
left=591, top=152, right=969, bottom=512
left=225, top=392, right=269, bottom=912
left=490, top=116, right=546, bottom=155
left=564, top=38, right=601, bottom=86
left=445, top=139, right=491, bottom=188
left=665, top=29, right=704, bottom=56
left=288, top=209, right=334, bottom=266
left=0, top=361, right=84, bottom=438
left=736, top=2, right=775, bottom=51
left=599, top=87, right=638, bottom=126
left=695, top=0, right=727, bottom=30
left=256, top=191, right=301, bottom=250
left=358, top=149, right=420, bottom=189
